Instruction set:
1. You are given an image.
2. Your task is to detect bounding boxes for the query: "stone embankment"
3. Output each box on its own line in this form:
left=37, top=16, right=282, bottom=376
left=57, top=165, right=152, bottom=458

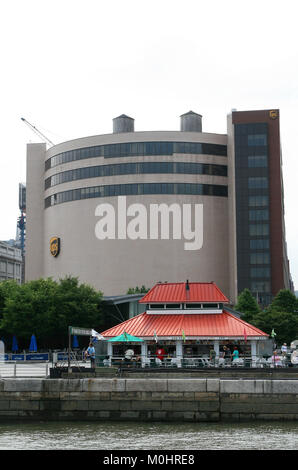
left=1, top=377, right=298, bottom=421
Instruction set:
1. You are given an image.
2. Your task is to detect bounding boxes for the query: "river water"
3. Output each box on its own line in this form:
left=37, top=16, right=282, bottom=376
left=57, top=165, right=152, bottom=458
left=0, top=421, right=298, bottom=450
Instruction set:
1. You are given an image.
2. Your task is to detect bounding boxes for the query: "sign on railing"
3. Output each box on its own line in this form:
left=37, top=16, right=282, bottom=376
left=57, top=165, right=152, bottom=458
left=69, top=326, right=92, bottom=336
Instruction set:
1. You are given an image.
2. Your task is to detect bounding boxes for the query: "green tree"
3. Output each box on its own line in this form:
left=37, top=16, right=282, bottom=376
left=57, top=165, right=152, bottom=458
left=251, top=309, right=298, bottom=345
left=247, top=289, right=298, bottom=345
left=269, top=289, right=298, bottom=313
left=234, top=288, right=261, bottom=322
left=1, top=276, right=104, bottom=349
left=0, top=280, right=20, bottom=321
left=126, top=285, right=150, bottom=294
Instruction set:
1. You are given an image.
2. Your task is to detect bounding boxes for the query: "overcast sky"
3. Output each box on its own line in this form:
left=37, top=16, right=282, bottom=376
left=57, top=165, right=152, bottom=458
left=0, top=0, right=297, bottom=288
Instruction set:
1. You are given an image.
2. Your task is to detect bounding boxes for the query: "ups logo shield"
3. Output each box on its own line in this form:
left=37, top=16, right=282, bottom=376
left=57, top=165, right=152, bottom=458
left=269, top=110, right=278, bottom=120
left=50, top=237, right=60, bottom=257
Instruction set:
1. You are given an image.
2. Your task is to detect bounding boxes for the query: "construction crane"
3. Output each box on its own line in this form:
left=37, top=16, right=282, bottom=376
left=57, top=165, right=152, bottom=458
left=21, top=117, right=55, bottom=147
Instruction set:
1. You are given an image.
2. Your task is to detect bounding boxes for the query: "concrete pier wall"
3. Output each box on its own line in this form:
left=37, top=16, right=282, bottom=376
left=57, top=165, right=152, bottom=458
left=1, top=378, right=298, bottom=421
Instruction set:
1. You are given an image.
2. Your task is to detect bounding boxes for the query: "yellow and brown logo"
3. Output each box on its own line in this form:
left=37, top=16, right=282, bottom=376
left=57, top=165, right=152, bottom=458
left=50, top=237, right=60, bottom=257
left=269, top=110, right=278, bottom=120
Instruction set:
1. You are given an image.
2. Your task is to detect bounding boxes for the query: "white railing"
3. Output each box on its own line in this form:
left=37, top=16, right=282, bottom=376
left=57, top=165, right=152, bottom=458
left=105, top=355, right=292, bottom=369
left=0, top=361, right=50, bottom=378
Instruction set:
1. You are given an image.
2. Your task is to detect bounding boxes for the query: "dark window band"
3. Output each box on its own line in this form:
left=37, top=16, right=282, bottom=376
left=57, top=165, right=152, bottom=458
left=45, top=141, right=227, bottom=170
left=45, top=161, right=228, bottom=189
left=45, top=182, right=228, bottom=208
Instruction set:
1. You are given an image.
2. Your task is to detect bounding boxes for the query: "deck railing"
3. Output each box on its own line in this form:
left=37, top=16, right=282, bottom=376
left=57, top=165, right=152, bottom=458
left=99, top=355, right=292, bottom=369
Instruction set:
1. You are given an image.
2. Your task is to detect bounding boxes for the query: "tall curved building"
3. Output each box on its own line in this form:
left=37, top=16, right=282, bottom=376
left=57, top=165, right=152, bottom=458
left=25, top=110, right=293, bottom=305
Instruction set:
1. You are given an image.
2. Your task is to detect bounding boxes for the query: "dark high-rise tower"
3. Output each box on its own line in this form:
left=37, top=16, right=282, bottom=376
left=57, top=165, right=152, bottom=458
left=228, top=109, right=293, bottom=306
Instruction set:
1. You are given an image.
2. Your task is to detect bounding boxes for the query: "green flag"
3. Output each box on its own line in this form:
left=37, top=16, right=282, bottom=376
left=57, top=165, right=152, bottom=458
left=182, top=330, right=186, bottom=342
left=271, top=328, right=277, bottom=338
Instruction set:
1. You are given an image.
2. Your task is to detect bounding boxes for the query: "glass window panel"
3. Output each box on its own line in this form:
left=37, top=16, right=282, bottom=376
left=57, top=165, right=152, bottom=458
left=249, top=224, right=269, bottom=236
left=248, top=134, right=267, bottom=146
left=248, top=195, right=268, bottom=207
left=251, top=281, right=270, bottom=293
left=248, top=155, right=267, bottom=167
left=250, top=267, right=270, bottom=278
left=248, top=177, right=268, bottom=189
left=250, top=239, right=270, bottom=249
left=249, top=209, right=269, bottom=221
left=250, top=253, right=270, bottom=264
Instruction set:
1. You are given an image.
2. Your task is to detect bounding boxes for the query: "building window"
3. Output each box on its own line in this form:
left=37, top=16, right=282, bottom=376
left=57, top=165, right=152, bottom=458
left=248, top=195, right=268, bottom=207
left=250, top=253, right=270, bottom=264
left=247, top=134, right=267, bottom=146
left=250, top=267, right=270, bottom=278
left=251, top=281, right=271, bottom=293
left=248, top=155, right=267, bottom=167
left=185, top=303, right=203, bottom=309
left=45, top=161, right=228, bottom=189
left=249, top=224, right=269, bottom=236
left=249, top=209, right=269, bottom=221
left=46, top=141, right=228, bottom=170
left=45, top=182, right=228, bottom=207
left=248, top=177, right=268, bottom=189
left=250, top=239, right=270, bottom=249
left=0, top=261, right=6, bottom=272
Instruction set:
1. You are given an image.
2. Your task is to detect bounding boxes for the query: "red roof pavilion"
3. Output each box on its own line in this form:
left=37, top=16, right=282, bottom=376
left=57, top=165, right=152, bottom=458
left=101, top=282, right=268, bottom=341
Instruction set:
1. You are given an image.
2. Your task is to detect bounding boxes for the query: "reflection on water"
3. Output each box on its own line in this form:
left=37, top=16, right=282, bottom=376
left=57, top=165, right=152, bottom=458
left=0, top=421, right=298, bottom=450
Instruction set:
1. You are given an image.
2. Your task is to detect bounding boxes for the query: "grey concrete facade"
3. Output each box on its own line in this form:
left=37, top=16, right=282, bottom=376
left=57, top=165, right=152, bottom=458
left=1, top=378, right=298, bottom=422
left=26, top=127, right=232, bottom=299
left=0, top=241, right=22, bottom=283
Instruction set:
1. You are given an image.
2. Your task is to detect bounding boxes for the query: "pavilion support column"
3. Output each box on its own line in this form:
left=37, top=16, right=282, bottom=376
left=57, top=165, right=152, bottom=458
left=251, top=340, right=257, bottom=367
left=107, top=342, right=113, bottom=366
left=214, top=340, right=219, bottom=366
left=176, top=340, right=183, bottom=368
left=141, top=342, right=147, bottom=368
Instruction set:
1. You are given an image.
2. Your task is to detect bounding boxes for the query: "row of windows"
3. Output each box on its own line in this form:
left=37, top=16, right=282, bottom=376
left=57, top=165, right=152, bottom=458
left=250, top=239, right=270, bottom=249
left=247, top=134, right=267, bottom=146
left=45, top=161, right=228, bottom=189
left=250, top=267, right=270, bottom=278
left=45, top=141, right=228, bottom=170
left=250, top=253, right=270, bottom=265
left=249, top=224, right=269, bottom=236
left=248, top=177, right=268, bottom=189
left=44, top=182, right=228, bottom=208
left=251, top=281, right=271, bottom=293
left=248, top=195, right=268, bottom=207
left=248, top=155, right=268, bottom=168
left=249, top=209, right=269, bottom=221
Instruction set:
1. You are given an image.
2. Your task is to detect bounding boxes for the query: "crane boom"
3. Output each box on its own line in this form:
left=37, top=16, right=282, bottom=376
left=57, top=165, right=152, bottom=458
left=21, top=117, right=55, bottom=147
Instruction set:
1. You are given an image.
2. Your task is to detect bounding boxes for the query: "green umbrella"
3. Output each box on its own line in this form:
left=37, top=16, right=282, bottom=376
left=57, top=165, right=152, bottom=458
left=107, top=331, right=144, bottom=342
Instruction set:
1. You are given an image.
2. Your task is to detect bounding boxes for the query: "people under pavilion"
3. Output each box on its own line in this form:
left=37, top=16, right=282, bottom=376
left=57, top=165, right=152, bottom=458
left=100, top=281, right=269, bottom=367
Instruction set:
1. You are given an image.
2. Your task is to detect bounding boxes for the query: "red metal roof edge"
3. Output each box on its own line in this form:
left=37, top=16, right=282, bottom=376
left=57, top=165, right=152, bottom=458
left=223, top=310, right=269, bottom=337
left=100, top=311, right=146, bottom=336
left=100, top=310, right=268, bottom=338
left=139, top=281, right=229, bottom=304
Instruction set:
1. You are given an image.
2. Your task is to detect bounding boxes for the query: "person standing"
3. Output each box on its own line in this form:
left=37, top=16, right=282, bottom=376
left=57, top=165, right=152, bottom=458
left=124, top=347, right=134, bottom=363
left=232, top=347, right=239, bottom=363
left=281, top=343, right=287, bottom=357
left=85, top=342, right=96, bottom=369
left=156, top=345, right=166, bottom=362
left=209, top=346, right=216, bottom=366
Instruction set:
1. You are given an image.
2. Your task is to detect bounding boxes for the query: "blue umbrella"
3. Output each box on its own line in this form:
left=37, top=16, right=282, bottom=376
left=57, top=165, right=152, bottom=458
left=72, top=335, right=79, bottom=348
left=12, top=335, right=18, bottom=352
left=29, top=334, right=37, bottom=352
